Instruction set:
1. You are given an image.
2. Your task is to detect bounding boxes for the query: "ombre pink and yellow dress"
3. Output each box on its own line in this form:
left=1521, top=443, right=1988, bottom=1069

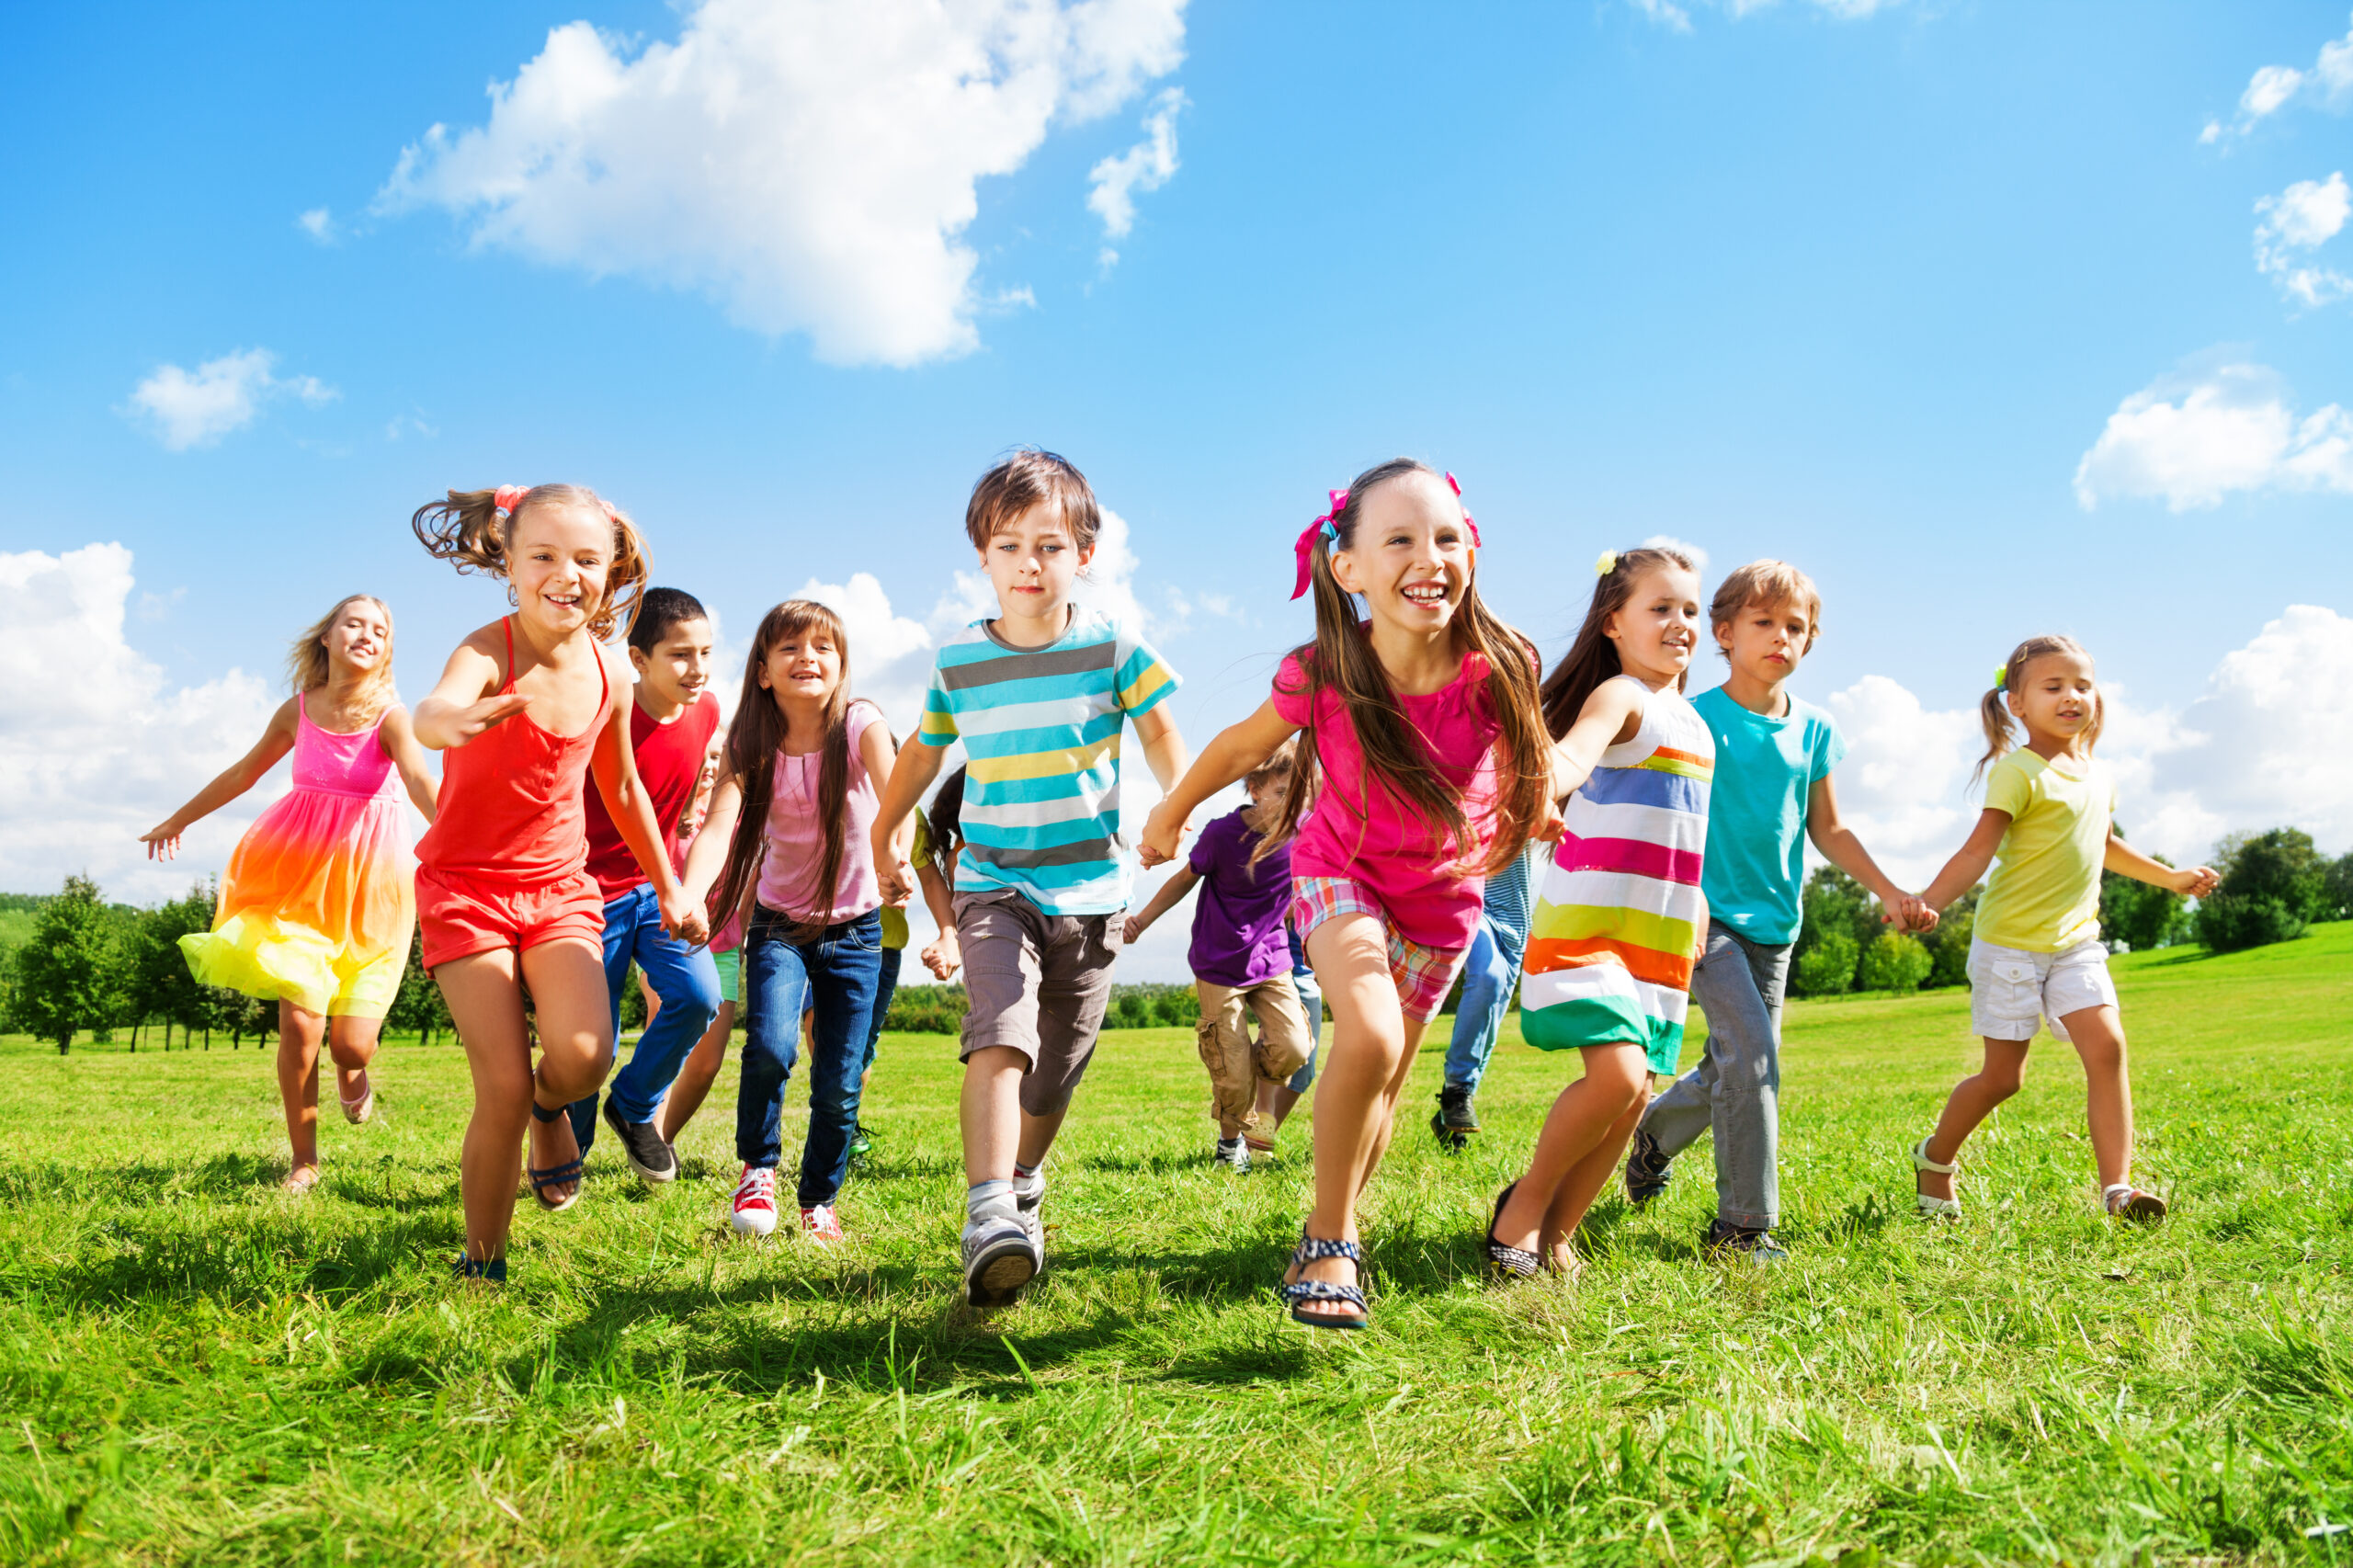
left=179, top=695, right=416, bottom=1019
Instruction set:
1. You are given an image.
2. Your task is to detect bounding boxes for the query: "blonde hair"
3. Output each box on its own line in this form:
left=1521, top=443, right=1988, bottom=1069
left=287, top=595, right=397, bottom=717
left=1975, top=633, right=2102, bottom=785
left=1710, top=560, right=1822, bottom=656
left=411, top=483, right=651, bottom=642
left=1241, top=735, right=1301, bottom=843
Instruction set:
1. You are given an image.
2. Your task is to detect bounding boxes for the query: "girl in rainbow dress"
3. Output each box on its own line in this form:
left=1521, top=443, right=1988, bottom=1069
left=1908, top=635, right=2218, bottom=1222
left=142, top=595, right=439, bottom=1194
left=1143, top=460, right=1553, bottom=1330
left=1489, top=546, right=1713, bottom=1281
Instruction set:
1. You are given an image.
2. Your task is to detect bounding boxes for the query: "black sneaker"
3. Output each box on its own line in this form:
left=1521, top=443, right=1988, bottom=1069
left=601, top=1096, right=678, bottom=1185
left=1431, top=1084, right=1479, bottom=1152
left=1623, top=1127, right=1672, bottom=1207
left=1703, top=1219, right=1788, bottom=1263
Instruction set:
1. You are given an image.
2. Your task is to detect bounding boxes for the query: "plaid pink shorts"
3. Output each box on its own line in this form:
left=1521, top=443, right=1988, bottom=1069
left=1289, top=876, right=1471, bottom=1022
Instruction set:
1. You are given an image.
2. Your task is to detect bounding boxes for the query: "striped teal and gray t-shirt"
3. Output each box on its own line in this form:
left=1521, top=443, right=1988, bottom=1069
left=916, top=607, right=1179, bottom=916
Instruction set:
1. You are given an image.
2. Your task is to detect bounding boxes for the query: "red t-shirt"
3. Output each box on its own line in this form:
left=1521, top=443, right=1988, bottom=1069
left=583, top=689, right=722, bottom=901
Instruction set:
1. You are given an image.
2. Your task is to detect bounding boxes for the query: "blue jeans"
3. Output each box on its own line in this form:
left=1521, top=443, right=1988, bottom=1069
left=569, top=882, right=722, bottom=1151
left=738, top=904, right=883, bottom=1208
left=1286, top=929, right=1320, bottom=1094
left=1637, top=921, right=1791, bottom=1230
left=1441, top=844, right=1539, bottom=1092
left=859, top=946, right=904, bottom=1077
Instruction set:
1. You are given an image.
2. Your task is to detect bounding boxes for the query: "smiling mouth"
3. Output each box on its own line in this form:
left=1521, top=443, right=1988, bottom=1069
left=1402, top=583, right=1449, bottom=605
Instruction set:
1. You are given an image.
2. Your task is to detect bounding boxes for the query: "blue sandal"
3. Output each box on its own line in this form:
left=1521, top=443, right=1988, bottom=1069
left=529, top=1099, right=585, bottom=1212
left=452, top=1254, right=507, bottom=1283
left=1279, top=1231, right=1369, bottom=1330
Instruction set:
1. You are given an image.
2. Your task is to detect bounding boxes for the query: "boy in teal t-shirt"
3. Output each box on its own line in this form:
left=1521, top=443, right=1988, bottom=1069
left=1624, top=562, right=1929, bottom=1260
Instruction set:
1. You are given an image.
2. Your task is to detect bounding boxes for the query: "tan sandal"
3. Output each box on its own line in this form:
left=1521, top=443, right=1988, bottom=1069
left=339, top=1071, right=375, bottom=1125
left=1912, top=1137, right=1961, bottom=1218
left=282, top=1164, right=322, bottom=1197
left=2103, top=1183, right=2166, bottom=1222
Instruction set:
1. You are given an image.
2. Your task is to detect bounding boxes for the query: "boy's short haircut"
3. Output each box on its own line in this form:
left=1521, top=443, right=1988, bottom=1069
left=964, top=449, right=1102, bottom=553
left=628, top=586, right=710, bottom=655
left=1710, top=561, right=1822, bottom=656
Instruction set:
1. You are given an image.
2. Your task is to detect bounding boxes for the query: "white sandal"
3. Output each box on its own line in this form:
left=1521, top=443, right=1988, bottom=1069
left=339, top=1072, right=374, bottom=1125
left=2103, top=1183, right=2166, bottom=1222
left=1912, top=1137, right=1961, bottom=1218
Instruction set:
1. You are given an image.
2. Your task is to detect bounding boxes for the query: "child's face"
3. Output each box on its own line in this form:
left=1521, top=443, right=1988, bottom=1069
left=322, top=599, right=390, bottom=676
left=508, top=503, right=613, bottom=635
left=632, top=616, right=714, bottom=709
left=980, top=504, right=1092, bottom=623
left=1244, top=767, right=1290, bottom=809
left=1605, top=566, right=1704, bottom=683
left=2008, top=650, right=2098, bottom=745
left=1715, top=596, right=1815, bottom=686
left=757, top=621, right=843, bottom=710
left=1330, top=471, right=1473, bottom=635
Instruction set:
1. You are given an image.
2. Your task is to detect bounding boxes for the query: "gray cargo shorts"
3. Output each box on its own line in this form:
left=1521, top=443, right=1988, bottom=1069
left=954, top=888, right=1123, bottom=1118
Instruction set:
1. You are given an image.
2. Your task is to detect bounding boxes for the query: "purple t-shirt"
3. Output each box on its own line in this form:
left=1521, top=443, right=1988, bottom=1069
left=1186, top=808, right=1295, bottom=988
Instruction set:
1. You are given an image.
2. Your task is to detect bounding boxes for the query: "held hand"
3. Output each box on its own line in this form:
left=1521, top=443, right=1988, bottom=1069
left=1533, top=799, right=1565, bottom=843
left=2176, top=865, right=2221, bottom=899
left=1884, top=894, right=1938, bottom=934
left=139, top=824, right=183, bottom=860
left=659, top=887, right=706, bottom=945
left=1136, top=801, right=1185, bottom=869
left=922, top=931, right=961, bottom=980
left=447, top=692, right=531, bottom=746
left=1122, top=914, right=1147, bottom=946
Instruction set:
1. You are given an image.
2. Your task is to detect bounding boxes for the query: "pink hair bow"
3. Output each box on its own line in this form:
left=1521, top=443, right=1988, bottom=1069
left=1291, top=489, right=1348, bottom=600
left=493, top=483, right=529, bottom=521
left=1445, top=472, right=1482, bottom=547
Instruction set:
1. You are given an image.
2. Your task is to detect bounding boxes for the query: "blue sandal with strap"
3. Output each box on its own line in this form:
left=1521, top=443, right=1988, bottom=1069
left=452, top=1254, right=507, bottom=1284
left=1279, top=1230, right=1369, bottom=1330
left=529, top=1098, right=585, bottom=1212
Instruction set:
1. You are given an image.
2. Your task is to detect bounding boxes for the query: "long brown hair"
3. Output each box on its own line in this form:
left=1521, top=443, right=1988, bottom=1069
left=1974, top=633, right=2102, bottom=786
left=1263, top=458, right=1551, bottom=877
left=411, top=483, right=650, bottom=642
left=287, top=594, right=398, bottom=718
left=1539, top=545, right=1700, bottom=739
left=707, top=600, right=858, bottom=939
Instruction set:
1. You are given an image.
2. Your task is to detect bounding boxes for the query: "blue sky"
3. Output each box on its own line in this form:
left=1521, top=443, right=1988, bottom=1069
left=5, top=1, right=2350, bottom=977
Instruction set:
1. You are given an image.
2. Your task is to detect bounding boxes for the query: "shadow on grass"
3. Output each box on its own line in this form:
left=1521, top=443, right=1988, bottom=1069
left=42, top=1210, right=461, bottom=1308
left=0, top=1153, right=290, bottom=1204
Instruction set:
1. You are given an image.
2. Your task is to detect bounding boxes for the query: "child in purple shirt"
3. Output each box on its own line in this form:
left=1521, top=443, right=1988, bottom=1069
left=1123, top=741, right=1313, bottom=1170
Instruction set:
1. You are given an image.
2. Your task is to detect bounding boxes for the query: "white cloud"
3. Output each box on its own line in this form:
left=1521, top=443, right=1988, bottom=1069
left=123, top=347, right=338, bottom=452
left=0, top=545, right=278, bottom=903
left=296, top=208, right=336, bottom=244
left=2206, top=14, right=2353, bottom=140
left=2254, top=172, right=2352, bottom=307
left=790, top=570, right=938, bottom=736
left=375, top=0, right=1188, bottom=367
left=2073, top=360, right=2353, bottom=512
left=1642, top=533, right=1710, bottom=574
left=1632, top=0, right=1897, bottom=25
left=1818, top=674, right=1980, bottom=886
left=1087, top=86, right=1183, bottom=265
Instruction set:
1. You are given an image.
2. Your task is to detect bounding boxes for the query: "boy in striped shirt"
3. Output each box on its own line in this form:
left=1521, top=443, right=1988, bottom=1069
left=873, top=449, right=1188, bottom=1309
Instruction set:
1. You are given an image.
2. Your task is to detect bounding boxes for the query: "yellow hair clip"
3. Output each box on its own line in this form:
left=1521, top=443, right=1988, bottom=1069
left=1994, top=664, right=2007, bottom=690
left=1595, top=551, right=1617, bottom=577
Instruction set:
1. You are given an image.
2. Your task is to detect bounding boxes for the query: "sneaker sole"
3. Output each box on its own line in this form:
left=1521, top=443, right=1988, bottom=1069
left=731, top=1211, right=778, bottom=1237
left=2115, top=1193, right=2167, bottom=1222
left=966, top=1241, right=1040, bottom=1307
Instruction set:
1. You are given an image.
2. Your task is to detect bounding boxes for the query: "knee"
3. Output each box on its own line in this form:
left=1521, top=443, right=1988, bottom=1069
left=1983, top=1062, right=2026, bottom=1099
left=1588, top=1053, right=1649, bottom=1109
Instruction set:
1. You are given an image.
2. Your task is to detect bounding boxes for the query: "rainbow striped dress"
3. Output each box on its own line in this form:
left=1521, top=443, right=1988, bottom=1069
left=1519, top=676, right=1715, bottom=1074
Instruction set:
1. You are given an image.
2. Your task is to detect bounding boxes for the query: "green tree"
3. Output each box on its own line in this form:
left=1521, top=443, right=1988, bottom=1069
left=2325, top=851, right=2353, bottom=923
left=1859, top=931, right=1933, bottom=994
left=12, top=875, right=122, bottom=1054
left=2194, top=826, right=2330, bottom=953
left=386, top=930, right=452, bottom=1046
left=1790, top=868, right=1871, bottom=994
left=1790, top=928, right=1859, bottom=999
left=2098, top=827, right=2188, bottom=952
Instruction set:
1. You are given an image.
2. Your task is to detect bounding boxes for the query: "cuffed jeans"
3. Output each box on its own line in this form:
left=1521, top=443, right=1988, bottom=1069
left=569, top=881, right=722, bottom=1153
left=739, top=905, right=883, bottom=1209
left=1637, top=920, right=1791, bottom=1231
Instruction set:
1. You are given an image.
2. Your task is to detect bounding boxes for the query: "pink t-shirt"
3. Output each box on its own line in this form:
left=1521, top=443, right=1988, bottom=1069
left=1270, top=645, right=1502, bottom=950
left=755, top=699, right=883, bottom=925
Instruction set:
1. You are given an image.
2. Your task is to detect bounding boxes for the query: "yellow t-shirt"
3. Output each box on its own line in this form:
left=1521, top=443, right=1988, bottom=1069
left=1974, top=750, right=2114, bottom=952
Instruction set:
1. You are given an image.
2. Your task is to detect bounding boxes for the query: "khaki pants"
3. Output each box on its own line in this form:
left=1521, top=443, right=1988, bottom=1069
left=1193, top=976, right=1313, bottom=1129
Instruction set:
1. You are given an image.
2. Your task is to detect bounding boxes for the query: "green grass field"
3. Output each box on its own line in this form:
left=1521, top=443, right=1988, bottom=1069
left=4, top=927, right=2350, bottom=1565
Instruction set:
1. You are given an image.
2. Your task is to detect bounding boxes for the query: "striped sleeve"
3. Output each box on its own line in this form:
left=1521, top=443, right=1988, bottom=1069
left=1114, top=623, right=1179, bottom=715
left=917, top=658, right=960, bottom=746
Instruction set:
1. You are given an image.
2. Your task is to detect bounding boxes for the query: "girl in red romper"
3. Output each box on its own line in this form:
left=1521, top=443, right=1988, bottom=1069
left=411, top=483, right=702, bottom=1282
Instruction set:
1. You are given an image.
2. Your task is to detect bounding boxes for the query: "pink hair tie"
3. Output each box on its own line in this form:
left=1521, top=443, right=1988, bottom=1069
left=493, top=483, right=529, bottom=521
left=1444, top=472, right=1481, bottom=547
left=1291, top=489, right=1349, bottom=600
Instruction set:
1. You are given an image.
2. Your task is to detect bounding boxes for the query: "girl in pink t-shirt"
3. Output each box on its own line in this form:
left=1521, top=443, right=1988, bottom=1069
left=681, top=599, right=900, bottom=1246
left=1141, top=459, right=1552, bottom=1330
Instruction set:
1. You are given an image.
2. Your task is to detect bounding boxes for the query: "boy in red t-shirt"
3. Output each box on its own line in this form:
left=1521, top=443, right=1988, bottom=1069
left=565, top=587, right=723, bottom=1183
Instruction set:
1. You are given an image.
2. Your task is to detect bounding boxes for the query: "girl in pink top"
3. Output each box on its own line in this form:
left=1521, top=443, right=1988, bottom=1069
left=682, top=599, right=901, bottom=1246
left=1142, top=458, right=1552, bottom=1330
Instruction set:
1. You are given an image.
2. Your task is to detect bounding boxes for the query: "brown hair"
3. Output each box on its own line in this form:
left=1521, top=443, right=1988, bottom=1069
left=964, top=449, right=1102, bottom=553
left=1265, top=458, right=1551, bottom=877
left=1709, top=560, right=1822, bottom=658
left=1975, top=633, right=2102, bottom=786
left=1241, top=735, right=1300, bottom=842
left=287, top=594, right=398, bottom=717
left=706, top=600, right=858, bottom=940
left=411, top=483, right=651, bottom=642
left=1539, top=546, right=1701, bottom=737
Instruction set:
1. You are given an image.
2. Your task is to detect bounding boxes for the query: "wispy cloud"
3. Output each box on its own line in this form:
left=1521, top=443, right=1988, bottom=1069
left=2254, top=171, right=2351, bottom=308
left=1087, top=87, right=1185, bottom=268
left=296, top=208, right=337, bottom=244
left=123, top=347, right=338, bottom=452
left=2200, top=11, right=2353, bottom=142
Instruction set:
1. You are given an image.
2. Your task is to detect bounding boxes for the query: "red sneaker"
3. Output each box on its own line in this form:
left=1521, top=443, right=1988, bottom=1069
left=730, top=1165, right=778, bottom=1237
left=800, top=1204, right=843, bottom=1245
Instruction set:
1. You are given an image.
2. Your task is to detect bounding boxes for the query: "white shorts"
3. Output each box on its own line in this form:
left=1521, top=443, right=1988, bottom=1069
left=1967, top=936, right=2118, bottom=1043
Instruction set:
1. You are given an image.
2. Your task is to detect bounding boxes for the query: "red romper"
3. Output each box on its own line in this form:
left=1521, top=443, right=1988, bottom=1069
left=415, top=618, right=613, bottom=970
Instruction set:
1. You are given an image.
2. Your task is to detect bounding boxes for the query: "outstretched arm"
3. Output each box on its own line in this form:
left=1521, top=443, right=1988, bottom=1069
left=376, top=706, right=440, bottom=825
left=140, top=699, right=300, bottom=858
left=2105, top=833, right=2218, bottom=898
left=1547, top=680, right=1646, bottom=804
left=872, top=740, right=949, bottom=905
left=915, top=858, right=961, bottom=979
left=679, top=758, right=746, bottom=914
left=412, top=641, right=529, bottom=751
left=1123, top=864, right=1200, bottom=946
left=588, top=657, right=702, bottom=942
left=1918, top=809, right=2012, bottom=913
left=1807, top=771, right=1932, bottom=932
left=1138, top=700, right=1295, bottom=869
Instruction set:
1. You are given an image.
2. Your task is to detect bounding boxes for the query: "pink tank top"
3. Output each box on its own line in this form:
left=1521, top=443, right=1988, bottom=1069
left=417, top=618, right=611, bottom=886
left=293, top=693, right=401, bottom=801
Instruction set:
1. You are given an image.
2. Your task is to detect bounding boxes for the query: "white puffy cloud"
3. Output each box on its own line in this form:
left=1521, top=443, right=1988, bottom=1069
left=0, top=545, right=279, bottom=903
left=790, top=570, right=938, bottom=735
left=1819, top=674, right=1981, bottom=885
left=376, top=0, right=1188, bottom=367
left=1641, top=533, right=1710, bottom=574
left=1087, top=86, right=1182, bottom=265
left=2072, top=361, right=2353, bottom=512
left=2204, top=13, right=2353, bottom=141
left=122, top=347, right=338, bottom=452
left=2254, top=171, right=2352, bottom=307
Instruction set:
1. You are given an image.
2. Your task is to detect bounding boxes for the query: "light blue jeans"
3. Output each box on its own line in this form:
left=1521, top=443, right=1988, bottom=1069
left=1287, top=928, right=1320, bottom=1095
left=1637, top=921, right=1792, bottom=1231
left=569, top=881, right=722, bottom=1152
left=1441, top=844, right=1540, bottom=1092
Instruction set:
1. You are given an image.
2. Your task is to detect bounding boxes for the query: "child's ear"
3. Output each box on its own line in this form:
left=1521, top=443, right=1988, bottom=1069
left=1713, top=620, right=1733, bottom=653
left=628, top=644, right=652, bottom=677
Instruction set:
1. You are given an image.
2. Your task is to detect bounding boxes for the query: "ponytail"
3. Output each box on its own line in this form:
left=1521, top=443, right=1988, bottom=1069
left=1972, top=633, right=2102, bottom=787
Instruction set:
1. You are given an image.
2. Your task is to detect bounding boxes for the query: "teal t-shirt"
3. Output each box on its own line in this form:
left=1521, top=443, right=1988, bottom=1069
left=1690, top=686, right=1847, bottom=946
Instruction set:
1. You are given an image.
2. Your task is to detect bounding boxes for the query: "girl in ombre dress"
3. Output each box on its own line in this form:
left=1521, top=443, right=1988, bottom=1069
left=142, top=595, right=439, bottom=1194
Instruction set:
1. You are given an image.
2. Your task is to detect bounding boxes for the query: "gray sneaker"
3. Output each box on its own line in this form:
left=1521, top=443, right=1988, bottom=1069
left=602, top=1096, right=678, bottom=1184
left=961, top=1212, right=1040, bottom=1309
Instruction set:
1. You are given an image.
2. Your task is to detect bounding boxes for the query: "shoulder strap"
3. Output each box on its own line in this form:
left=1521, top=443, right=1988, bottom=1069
left=498, top=617, right=516, bottom=692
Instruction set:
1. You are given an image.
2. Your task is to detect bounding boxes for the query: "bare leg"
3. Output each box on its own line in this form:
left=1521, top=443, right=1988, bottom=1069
left=2057, top=1006, right=2132, bottom=1190
left=961, top=1045, right=1028, bottom=1186
left=1257, top=1078, right=1304, bottom=1133
left=1290, top=914, right=1407, bottom=1322
left=325, top=1014, right=381, bottom=1115
left=657, top=999, right=734, bottom=1142
left=1494, top=1044, right=1650, bottom=1253
left=1916, top=1039, right=2029, bottom=1205
left=276, top=1003, right=326, bottom=1182
left=1016, top=1104, right=1068, bottom=1171
left=522, top=939, right=619, bottom=1196
left=1539, top=1085, right=1651, bottom=1269
left=1358, top=1009, right=1434, bottom=1199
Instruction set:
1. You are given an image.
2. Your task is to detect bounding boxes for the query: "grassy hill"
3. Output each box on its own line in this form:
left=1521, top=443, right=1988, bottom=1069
left=0, top=925, right=2347, bottom=1563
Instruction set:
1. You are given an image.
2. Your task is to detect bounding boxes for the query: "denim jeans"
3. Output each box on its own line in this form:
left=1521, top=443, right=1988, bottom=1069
left=738, top=904, right=883, bottom=1208
left=858, top=945, right=904, bottom=1077
left=569, top=881, right=722, bottom=1152
left=1637, top=920, right=1791, bottom=1230
left=1286, top=929, right=1320, bottom=1094
left=1441, top=844, right=1540, bottom=1091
